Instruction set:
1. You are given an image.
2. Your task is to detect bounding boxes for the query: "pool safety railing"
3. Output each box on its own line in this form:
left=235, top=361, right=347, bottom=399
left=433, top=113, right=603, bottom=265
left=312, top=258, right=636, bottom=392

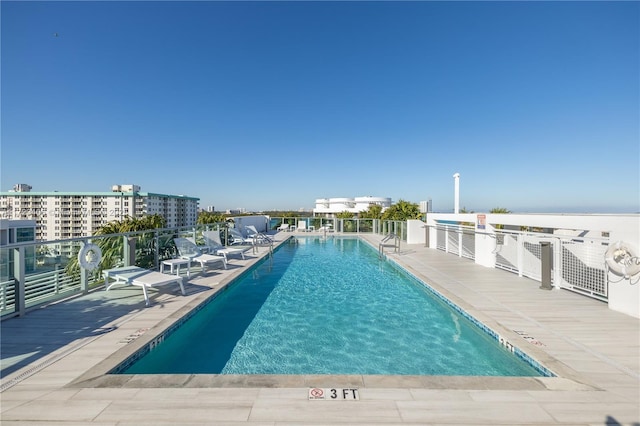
left=252, top=232, right=274, bottom=257
left=379, top=233, right=400, bottom=258
left=320, top=225, right=332, bottom=239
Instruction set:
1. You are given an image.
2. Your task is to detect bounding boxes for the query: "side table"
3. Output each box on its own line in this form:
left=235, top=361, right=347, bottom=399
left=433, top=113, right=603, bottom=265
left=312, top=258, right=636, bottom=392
left=161, top=258, right=191, bottom=278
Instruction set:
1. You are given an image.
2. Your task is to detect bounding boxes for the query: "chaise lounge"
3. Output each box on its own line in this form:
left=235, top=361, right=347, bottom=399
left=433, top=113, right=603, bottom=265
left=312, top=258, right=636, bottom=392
left=174, top=238, right=227, bottom=272
left=228, top=227, right=254, bottom=245
left=277, top=223, right=290, bottom=232
left=202, top=230, right=252, bottom=261
left=103, top=266, right=186, bottom=306
left=296, top=220, right=308, bottom=232
left=244, top=225, right=274, bottom=243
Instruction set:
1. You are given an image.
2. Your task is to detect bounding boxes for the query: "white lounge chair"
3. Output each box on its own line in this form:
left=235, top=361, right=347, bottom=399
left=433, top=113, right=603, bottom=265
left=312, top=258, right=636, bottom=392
left=277, top=223, right=290, bottom=232
left=318, top=223, right=333, bottom=232
left=296, top=220, right=307, bottom=232
left=228, top=228, right=253, bottom=245
left=244, top=225, right=274, bottom=243
left=103, top=266, right=186, bottom=306
left=174, top=238, right=227, bottom=272
left=185, top=237, right=210, bottom=253
left=202, top=230, right=251, bottom=261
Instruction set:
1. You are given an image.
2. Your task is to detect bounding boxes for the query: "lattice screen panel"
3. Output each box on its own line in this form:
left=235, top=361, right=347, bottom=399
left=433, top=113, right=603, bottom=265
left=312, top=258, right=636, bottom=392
left=560, top=241, right=607, bottom=299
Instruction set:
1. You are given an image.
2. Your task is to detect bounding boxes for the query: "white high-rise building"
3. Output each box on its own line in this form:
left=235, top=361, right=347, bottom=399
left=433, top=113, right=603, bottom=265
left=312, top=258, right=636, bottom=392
left=0, top=184, right=199, bottom=241
left=313, top=196, right=392, bottom=217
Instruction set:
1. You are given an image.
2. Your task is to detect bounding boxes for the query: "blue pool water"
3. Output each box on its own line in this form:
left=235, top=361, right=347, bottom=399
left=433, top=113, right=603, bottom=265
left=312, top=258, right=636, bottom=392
left=120, top=237, right=542, bottom=376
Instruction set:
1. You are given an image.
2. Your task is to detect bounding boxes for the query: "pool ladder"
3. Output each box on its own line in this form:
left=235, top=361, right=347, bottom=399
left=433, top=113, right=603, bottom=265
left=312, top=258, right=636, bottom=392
left=252, top=233, right=274, bottom=257
left=379, top=233, right=400, bottom=259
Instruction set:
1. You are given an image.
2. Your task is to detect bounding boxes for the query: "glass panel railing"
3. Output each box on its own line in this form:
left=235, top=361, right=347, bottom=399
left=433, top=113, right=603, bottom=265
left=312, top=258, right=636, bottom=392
left=1, top=219, right=393, bottom=318
left=267, top=217, right=383, bottom=234
left=358, top=219, right=374, bottom=233
left=132, top=230, right=160, bottom=270
left=158, top=229, right=178, bottom=262
left=342, top=219, right=357, bottom=233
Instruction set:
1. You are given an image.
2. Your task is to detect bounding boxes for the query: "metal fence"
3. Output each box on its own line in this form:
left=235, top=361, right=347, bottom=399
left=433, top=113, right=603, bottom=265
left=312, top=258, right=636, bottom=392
left=435, top=224, right=475, bottom=260
left=558, top=238, right=608, bottom=299
left=432, top=225, right=610, bottom=301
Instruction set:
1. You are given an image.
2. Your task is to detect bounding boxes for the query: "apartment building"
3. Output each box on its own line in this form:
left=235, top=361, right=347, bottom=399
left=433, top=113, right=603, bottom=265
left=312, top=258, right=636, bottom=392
left=0, top=184, right=199, bottom=241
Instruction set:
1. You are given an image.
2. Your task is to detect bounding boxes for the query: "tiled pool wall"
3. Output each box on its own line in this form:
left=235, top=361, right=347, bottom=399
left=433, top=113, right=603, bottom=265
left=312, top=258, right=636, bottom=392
left=380, top=249, right=556, bottom=378
left=109, top=250, right=282, bottom=374
left=111, top=236, right=555, bottom=378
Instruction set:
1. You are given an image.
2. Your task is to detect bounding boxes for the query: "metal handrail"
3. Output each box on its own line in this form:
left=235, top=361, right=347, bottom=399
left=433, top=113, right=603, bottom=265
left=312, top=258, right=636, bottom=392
left=251, top=233, right=274, bottom=256
left=379, top=233, right=400, bottom=258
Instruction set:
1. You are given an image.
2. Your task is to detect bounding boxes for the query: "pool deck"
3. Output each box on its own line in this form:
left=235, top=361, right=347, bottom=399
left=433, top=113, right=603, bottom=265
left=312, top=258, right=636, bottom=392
left=1, top=232, right=639, bottom=425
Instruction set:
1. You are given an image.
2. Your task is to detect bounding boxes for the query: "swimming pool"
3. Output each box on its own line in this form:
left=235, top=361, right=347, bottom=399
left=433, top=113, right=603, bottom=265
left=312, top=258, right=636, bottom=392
left=117, top=237, right=546, bottom=376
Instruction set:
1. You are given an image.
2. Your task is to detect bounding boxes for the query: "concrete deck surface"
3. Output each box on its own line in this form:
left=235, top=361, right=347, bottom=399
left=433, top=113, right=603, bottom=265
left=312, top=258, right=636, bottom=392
left=1, top=232, right=638, bottom=425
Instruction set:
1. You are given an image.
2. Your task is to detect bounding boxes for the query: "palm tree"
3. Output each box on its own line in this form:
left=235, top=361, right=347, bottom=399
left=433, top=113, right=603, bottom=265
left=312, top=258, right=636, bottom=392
left=197, top=211, right=227, bottom=225
left=490, top=207, right=511, bottom=214
left=336, top=211, right=354, bottom=219
left=359, top=204, right=383, bottom=219
left=65, top=214, right=167, bottom=280
left=381, top=200, right=422, bottom=221
left=336, top=211, right=355, bottom=232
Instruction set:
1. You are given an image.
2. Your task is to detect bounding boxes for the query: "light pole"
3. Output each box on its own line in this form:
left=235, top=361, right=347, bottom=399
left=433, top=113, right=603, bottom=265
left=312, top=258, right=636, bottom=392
left=453, top=173, right=460, bottom=214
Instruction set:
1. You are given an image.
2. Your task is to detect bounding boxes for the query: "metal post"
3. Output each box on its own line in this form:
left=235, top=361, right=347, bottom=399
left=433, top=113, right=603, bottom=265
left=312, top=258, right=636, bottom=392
left=80, top=265, right=89, bottom=293
left=123, top=236, right=136, bottom=266
left=540, top=241, right=553, bottom=290
left=154, top=231, right=160, bottom=270
left=13, top=246, right=26, bottom=316
left=129, top=238, right=136, bottom=266
left=123, top=235, right=130, bottom=267
left=453, top=173, right=460, bottom=214
left=424, top=224, right=430, bottom=248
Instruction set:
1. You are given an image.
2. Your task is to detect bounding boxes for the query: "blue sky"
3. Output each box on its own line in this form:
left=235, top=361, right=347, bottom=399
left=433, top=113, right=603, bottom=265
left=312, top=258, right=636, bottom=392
left=2, top=1, right=638, bottom=213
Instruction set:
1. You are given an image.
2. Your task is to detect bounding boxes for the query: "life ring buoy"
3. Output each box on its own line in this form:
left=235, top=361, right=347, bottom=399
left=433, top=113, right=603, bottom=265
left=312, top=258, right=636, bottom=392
left=605, top=241, right=640, bottom=278
left=78, top=243, right=102, bottom=271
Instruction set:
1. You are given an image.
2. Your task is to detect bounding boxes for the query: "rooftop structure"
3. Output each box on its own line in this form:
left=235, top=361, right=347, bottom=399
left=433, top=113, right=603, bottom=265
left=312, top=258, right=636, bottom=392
left=314, top=196, right=392, bottom=217
left=8, top=184, right=33, bottom=193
